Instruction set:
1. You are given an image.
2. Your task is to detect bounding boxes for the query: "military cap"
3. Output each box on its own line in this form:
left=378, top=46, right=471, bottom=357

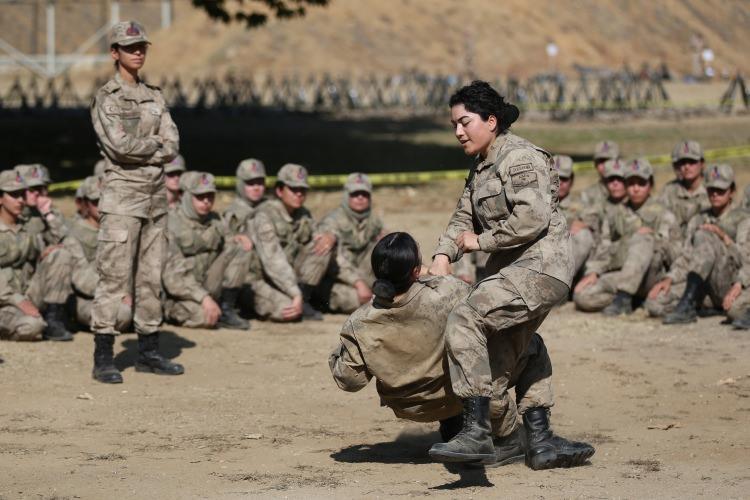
left=0, top=169, right=26, bottom=193
left=552, top=155, right=574, bottom=179
left=236, top=158, right=266, bottom=181
left=184, top=172, right=216, bottom=195
left=14, top=164, right=50, bottom=187
left=276, top=163, right=310, bottom=189
left=624, top=158, right=654, bottom=180
left=671, top=140, right=703, bottom=163
left=93, top=159, right=107, bottom=177
left=593, top=141, right=620, bottom=161
left=344, top=172, right=373, bottom=194
left=164, top=154, right=186, bottom=174
left=109, top=21, right=150, bottom=47
left=602, top=158, right=626, bottom=179
left=80, top=176, right=102, bottom=201
left=704, top=164, right=734, bottom=190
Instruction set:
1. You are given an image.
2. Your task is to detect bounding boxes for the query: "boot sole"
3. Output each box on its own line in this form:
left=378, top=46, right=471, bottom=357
left=217, top=322, right=250, bottom=330
left=468, top=453, right=524, bottom=469
left=428, top=449, right=496, bottom=465
left=45, top=335, right=74, bottom=341
left=135, top=363, right=185, bottom=375
left=526, top=447, right=595, bottom=470
left=92, top=373, right=123, bottom=384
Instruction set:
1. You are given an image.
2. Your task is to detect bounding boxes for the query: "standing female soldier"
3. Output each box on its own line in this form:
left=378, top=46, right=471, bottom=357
left=89, top=21, right=182, bottom=384
left=428, top=81, right=593, bottom=469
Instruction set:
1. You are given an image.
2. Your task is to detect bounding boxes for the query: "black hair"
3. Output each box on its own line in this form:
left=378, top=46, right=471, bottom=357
left=370, top=232, right=421, bottom=301
left=449, top=80, right=519, bottom=134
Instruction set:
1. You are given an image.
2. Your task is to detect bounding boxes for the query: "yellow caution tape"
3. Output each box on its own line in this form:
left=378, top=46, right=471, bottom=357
left=49, top=144, right=750, bottom=193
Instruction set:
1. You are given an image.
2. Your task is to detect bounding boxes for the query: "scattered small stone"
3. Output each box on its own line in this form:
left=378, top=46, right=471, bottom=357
left=243, top=433, right=263, bottom=440
left=76, top=393, right=93, bottom=400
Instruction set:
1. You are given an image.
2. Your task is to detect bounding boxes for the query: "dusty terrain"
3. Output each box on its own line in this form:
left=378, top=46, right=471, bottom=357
left=2, top=182, right=750, bottom=499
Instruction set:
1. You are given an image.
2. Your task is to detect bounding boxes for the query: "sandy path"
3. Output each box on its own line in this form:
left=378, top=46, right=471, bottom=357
left=2, top=184, right=750, bottom=498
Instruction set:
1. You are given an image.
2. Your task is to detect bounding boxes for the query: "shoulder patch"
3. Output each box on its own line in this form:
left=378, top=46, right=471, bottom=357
left=509, top=163, right=538, bottom=189
left=102, top=80, right=121, bottom=94
left=144, top=82, right=161, bottom=91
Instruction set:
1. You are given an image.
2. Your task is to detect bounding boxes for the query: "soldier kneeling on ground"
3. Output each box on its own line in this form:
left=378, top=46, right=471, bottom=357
left=162, top=172, right=252, bottom=330
left=247, top=163, right=332, bottom=321
left=313, top=173, right=384, bottom=313
left=64, top=176, right=133, bottom=332
left=329, top=232, right=594, bottom=468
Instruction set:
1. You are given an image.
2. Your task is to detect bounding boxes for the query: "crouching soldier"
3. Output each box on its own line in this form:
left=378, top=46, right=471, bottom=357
left=647, top=164, right=748, bottom=323
left=64, top=176, right=132, bottom=331
left=315, top=173, right=383, bottom=313
left=162, top=172, right=252, bottom=330
left=554, top=155, right=593, bottom=280
left=574, top=159, right=680, bottom=315
left=330, top=233, right=586, bottom=467
left=249, top=163, right=332, bottom=321
left=164, top=154, right=186, bottom=210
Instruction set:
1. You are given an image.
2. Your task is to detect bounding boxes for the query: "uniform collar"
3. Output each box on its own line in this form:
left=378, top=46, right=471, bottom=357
left=270, top=198, right=295, bottom=223
left=373, top=281, right=424, bottom=309
left=475, top=132, right=509, bottom=173
left=676, top=181, right=707, bottom=199
left=0, top=218, right=20, bottom=233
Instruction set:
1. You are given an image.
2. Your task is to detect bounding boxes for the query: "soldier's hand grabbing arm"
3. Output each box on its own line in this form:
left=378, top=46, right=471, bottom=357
left=201, top=296, right=221, bottom=326
left=432, top=179, right=474, bottom=274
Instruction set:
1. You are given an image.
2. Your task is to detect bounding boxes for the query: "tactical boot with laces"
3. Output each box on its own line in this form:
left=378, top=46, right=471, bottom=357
left=428, top=396, right=495, bottom=464
left=523, top=407, right=595, bottom=470
left=217, top=288, right=250, bottom=330
left=42, top=303, right=74, bottom=341
left=92, top=334, right=123, bottom=384
left=602, top=291, right=633, bottom=316
left=134, top=333, right=184, bottom=375
left=663, top=272, right=703, bottom=325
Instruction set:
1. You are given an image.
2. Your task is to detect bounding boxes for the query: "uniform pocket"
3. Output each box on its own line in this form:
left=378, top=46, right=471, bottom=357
left=119, top=111, right=141, bottom=135
left=474, top=178, right=510, bottom=221
left=96, top=228, right=130, bottom=279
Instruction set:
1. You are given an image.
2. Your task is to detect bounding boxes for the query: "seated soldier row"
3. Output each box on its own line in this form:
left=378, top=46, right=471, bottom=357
left=0, top=158, right=385, bottom=341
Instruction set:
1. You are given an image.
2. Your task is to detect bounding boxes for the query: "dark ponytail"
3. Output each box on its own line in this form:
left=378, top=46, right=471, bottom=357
left=371, top=232, right=421, bottom=301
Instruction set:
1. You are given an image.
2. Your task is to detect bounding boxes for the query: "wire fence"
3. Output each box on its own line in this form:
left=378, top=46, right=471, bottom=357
left=0, top=70, right=746, bottom=115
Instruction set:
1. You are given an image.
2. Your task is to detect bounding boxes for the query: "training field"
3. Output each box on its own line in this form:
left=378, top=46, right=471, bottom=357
left=2, top=174, right=750, bottom=499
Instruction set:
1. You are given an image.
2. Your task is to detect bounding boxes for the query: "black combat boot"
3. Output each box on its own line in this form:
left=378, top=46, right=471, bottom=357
left=732, top=309, right=750, bottom=330
left=300, top=284, right=323, bottom=321
left=92, top=334, right=123, bottom=384
left=428, top=397, right=495, bottom=464
left=602, top=291, right=633, bottom=316
left=468, top=426, right=526, bottom=469
left=217, top=288, right=250, bottom=330
left=523, top=407, right=595, bottom=470
left=42, top=303, right=74, bottom=341
left=438, top=414, right=463, bottom=442
left=663, top=272, right=704, bottom=325
left=134, top=333, right=185, bottom=375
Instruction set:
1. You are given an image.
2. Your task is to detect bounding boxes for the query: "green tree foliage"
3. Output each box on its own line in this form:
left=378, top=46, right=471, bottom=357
left=192, top=0, right=330, bottom=29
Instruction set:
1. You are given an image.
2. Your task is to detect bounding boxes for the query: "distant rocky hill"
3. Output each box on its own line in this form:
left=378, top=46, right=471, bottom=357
left=2, top=0, right=749, bottom=80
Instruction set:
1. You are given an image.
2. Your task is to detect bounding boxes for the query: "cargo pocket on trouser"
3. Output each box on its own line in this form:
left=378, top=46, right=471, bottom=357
left=97, top=227, right=131, bottom=281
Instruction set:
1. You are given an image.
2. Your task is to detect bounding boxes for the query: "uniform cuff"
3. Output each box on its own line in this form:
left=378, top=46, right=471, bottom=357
left=433, top=244, right=459, bottom=263
left=477, top=232, right=497, bottom=253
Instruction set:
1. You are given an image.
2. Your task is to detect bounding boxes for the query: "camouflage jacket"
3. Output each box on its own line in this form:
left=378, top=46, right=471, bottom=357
left=329, top=275, right=468, bottom=422
left=62, top=218, right=99, bottom=298
left=585, top=197, right=680, bottom=276
left=667, top=207, right=750, bottom=284
left=0, top=219, right=40, bottom=306
left=657, top=180, right=710, bottom=237
left=318, top=205, right=383, bottom=286
left=223, top=196, right=266, bottom=236
left=558, top=192, right=585, bottom=228
left=163, top=206, right=227, bottom=303
left=251, top=198, right=316, bottom=298
left=735, top=218, right=750, bottom=288
left=91, top=73, right=179, bottom=218
left=19, top=205, right=68, bottom=247
left=434, top=131, right=574, bottom=297
left=580, top=181, right=608, bottom=209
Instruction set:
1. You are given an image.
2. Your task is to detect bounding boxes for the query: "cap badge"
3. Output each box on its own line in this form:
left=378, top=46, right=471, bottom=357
left=16, top=173, right=23, bottom=183
left=684, top=142, right=690, bottom=153
left=297, top=169, right=305, bottom=180
left=602, top=142, right=609, bottom=152
left=126, top=23, right=140, bottom=36
left=201, top=174, right=209, bottom=185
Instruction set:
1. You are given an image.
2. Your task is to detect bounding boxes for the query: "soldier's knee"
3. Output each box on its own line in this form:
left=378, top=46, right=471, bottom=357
left=644, top=297, right=668, bottom=317
left=14, top=317, right=45, bottom=341
left=115, top=302, right=133, bottom=332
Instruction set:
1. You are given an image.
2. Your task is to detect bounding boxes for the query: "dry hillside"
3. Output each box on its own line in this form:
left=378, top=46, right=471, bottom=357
left=127, top=0, right=750, bottom=79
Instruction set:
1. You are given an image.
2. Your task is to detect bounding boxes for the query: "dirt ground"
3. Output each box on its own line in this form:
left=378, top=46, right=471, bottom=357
left=2, top=182, right=750, bottom=499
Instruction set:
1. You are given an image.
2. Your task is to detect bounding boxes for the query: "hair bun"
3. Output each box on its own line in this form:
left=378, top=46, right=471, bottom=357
left=372, top=279, right=397, bottom=301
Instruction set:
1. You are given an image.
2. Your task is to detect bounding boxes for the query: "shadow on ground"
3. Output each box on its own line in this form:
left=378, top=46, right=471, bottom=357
left=113, top=330, right=196, bottom=371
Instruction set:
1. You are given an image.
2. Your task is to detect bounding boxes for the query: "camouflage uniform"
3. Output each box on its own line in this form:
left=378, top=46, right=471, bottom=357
left=64, top=177, right=132, bottom=331
left=162, top=173, right=251, bottom=327
left=330, top=275, right=553, bottom=437
left=646, top=165, right=747, bottom=316
left=89, top=42, right=179, bottom=336
left=724, top=218, right=750, bottom=322
left=434, top=131, right=572, bottom=402
left=164, top=154, right=186, bottom=210
left=658, top=141, right=710, bottom=237
left=574, top=159, right=680, bottom=311
left=249, top=164, right=331, bottom=320
left=316, top=173, right=383, bottom=313
left=223, top=159, right=267, bottom=236
left=580, top=140, right=619, bottom=209
left=14, top=164, right=68, bottom=246
left=0, top=171, right=46, bottom=340
left=555, top=155, right=592, bottom=276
